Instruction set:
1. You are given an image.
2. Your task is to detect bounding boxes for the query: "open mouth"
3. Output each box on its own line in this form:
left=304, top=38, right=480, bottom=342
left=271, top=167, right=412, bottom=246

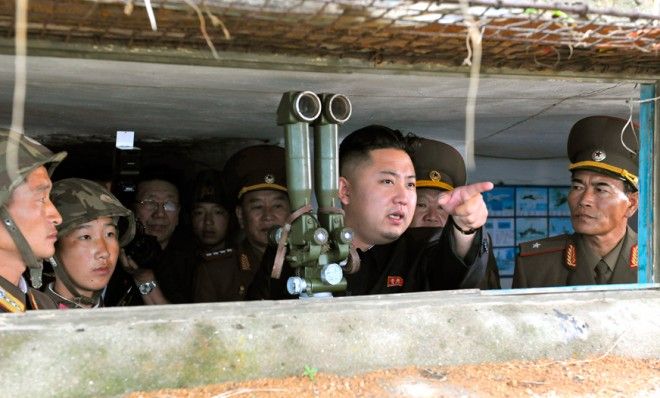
left=387, top=211, right=405, bottom=223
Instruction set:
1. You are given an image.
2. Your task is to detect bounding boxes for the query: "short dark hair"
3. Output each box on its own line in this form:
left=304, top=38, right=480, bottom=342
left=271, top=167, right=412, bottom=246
left=339, top=125, right=409, bottom=176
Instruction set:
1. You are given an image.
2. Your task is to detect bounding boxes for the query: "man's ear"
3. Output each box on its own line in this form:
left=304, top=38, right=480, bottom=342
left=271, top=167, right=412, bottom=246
left=338, top=176, right=351, bottom=206
left=235, top=205, right=245, bottom=229
left=625, top=191, right=639, bottom=218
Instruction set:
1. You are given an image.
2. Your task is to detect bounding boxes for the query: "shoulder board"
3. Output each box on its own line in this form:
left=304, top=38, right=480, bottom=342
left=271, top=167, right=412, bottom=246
left=0, top=285, right=25, bottom=313
left=519, top=234, right=570, bottom=257
left=202, top=248, right=234, bottom=260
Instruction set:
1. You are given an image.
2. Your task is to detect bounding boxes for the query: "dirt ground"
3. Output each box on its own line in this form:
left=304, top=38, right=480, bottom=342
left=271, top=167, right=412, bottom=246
left=127, top=355, right=660, bottom=398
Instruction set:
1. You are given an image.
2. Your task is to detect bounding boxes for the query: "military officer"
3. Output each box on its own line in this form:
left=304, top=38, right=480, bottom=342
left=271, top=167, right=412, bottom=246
left=0, top=130, right=66, bottom=312
left=45, top=178, right=135, bottom=309
left=513, top=115, right=640, bottom=288
left=408, top=136, right=501, bottom=289
left=194, top=145, right=290, bottom=302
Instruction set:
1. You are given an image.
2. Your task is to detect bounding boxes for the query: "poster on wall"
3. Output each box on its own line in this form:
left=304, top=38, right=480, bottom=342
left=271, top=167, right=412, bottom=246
left=548, top=187, right=571, bottom=216
left=516, top=217, right=548, bottom=244
left=515, top=187, right=548, bottom=216
left=485, top=218, right=515, bottom=247
left=549, top=217, right=574, bottom=236
left=494, top=247, right=516, bottom=276
left=484, top=187, right=515, bottom=217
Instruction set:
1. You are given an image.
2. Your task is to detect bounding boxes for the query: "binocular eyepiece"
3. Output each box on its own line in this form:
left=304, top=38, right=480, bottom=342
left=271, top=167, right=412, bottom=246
left=278, top=91, right=352, bottom=125
left=321, top=93, right=352, bottom=124
left=291, top=91, right=322, bottom=122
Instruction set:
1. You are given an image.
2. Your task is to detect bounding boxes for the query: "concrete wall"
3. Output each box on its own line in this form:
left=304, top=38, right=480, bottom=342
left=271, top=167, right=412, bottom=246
left=1, top=286, right=659, bottom=397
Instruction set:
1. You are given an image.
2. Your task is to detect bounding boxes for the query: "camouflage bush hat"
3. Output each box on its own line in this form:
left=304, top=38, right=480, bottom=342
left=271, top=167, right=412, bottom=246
left=408, top=136, right=466, bottom=191
left=191, top=169, right=228, bottom=209
left=0, top=130, right=67, bottom=207
left=51, top=178, right=136, bottom=247
left=567, top=115, right=639, bottom=190
left=222, top=145, right=287, bottom=208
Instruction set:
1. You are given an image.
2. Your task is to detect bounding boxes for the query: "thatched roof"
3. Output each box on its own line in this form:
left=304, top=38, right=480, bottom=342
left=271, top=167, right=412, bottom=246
left=0, top=0, right=658, bottom=76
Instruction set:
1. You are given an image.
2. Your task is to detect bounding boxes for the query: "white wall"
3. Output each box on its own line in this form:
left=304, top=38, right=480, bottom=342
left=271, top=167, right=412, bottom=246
left=469, top=157, right=570, bottom=186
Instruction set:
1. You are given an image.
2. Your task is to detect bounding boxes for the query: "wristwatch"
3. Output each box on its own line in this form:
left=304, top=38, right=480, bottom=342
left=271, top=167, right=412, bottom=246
left=138, top=280, right=157, bottom=295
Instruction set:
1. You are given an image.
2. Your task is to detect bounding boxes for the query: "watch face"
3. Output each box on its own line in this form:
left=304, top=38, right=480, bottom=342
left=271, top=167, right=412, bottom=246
left=139, top=281, right=155, bottom=295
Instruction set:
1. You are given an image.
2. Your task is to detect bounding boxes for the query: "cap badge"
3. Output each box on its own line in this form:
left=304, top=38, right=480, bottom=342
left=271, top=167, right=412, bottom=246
left=592, top=150, right=606, bottom=162
left=264, top=174, right=275, bottom=184
left=429, top=170, right=442, bottom=182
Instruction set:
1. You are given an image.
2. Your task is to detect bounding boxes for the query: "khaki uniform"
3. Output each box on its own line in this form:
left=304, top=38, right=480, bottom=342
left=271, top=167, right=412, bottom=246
left=513, top=228, right=637, bottom=288
left=0, top=275, right=56, bottom=312
left=193, top=240, right=262, bottom=302
left=513, top=115, right=639, bottom=288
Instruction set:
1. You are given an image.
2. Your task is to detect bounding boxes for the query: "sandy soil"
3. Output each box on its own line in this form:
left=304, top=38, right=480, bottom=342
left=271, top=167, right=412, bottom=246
left=126, top=355, right=660, bottom=397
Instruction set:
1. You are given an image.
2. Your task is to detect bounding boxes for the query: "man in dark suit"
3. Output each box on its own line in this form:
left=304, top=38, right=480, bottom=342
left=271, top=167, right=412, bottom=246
left=513, top=116, right=639, bottom=288
left=249, top=125, right=494, bottom=298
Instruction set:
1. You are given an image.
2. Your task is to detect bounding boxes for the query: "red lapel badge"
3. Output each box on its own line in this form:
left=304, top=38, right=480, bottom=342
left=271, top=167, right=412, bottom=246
left=387, top=276, right=404, bottom=287
left=564, top=242, right=577, bottom=268
left=630, top=244, right=638, bottom=268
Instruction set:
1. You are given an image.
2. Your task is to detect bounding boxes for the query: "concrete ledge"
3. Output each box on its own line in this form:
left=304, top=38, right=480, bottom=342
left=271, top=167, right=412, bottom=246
left=1, top=286, right=659, bottom=397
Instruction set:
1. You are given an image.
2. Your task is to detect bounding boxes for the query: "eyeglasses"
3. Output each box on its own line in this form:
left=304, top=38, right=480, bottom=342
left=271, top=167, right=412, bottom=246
left=137, top=200, right=179, bottom=213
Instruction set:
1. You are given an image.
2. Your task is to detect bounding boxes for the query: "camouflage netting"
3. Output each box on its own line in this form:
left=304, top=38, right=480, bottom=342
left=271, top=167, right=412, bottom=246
left=0, top=0, right=658, bottom=75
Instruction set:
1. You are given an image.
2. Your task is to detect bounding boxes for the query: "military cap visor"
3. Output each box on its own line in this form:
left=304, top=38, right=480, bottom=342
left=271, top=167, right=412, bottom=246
left=238, top=182, right=287, bottom=199
left=567, top=116, right=639, bottom=189
left=409, top=137, right=466, bottom=192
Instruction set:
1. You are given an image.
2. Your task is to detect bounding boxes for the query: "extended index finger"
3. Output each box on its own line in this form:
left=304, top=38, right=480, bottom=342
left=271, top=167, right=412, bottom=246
left=459, top=181, right=494, bottom=200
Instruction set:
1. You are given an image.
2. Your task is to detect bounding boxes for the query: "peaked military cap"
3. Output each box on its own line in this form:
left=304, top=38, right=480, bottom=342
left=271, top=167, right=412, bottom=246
left=0, top=130, right=67, bottom=207
left=567, top=115, right=639, bottom=190
left=191, top=169, right=228, bottom=208
left=222, top=145, right=287, bottom=206
left=408, top=136, right=466, bottom=191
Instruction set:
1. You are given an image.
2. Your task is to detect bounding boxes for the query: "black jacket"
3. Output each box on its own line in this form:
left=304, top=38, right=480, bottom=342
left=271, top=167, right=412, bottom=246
left=248, top=218, right=491, bottom=299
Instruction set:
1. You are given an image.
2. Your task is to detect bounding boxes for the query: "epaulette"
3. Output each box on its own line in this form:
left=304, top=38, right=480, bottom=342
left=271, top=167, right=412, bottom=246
left=519, top=234, right=570, bottom=257
left=202, top=248, right=234, bottom=260
left=0, top=285, right=25, bottom=313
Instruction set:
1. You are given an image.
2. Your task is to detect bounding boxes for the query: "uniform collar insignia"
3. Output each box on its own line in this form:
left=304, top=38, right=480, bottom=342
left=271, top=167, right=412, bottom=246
left=532, top=242, right=541, bottom=249
left=630, top=244, right=638, bottom=268
left=564, top=241, right=577, bottom=268
left=264, top=174, right=275, bottom=184
left=592, top=150, right=606, bottom=162
left=429, top=170, right=441, bottom=181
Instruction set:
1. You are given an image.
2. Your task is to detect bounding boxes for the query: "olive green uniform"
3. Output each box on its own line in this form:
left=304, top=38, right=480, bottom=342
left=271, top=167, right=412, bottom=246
left=513, top=115, right=639, bottom=288
left=513, top=228, right=637, bottom=288
left=193, top=240, right=262, bottom=302
left=0, top=275, right=56, bottom=312
left=194, top=145, right=288, bottom=302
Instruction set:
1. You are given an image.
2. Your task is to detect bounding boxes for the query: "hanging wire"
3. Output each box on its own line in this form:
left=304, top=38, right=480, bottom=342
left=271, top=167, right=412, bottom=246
left=7, top=0, right=29, bottom=185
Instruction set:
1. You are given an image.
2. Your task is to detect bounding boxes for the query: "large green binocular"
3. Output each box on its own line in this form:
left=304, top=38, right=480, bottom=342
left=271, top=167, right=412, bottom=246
left=273, top=91, right=354, bottom=297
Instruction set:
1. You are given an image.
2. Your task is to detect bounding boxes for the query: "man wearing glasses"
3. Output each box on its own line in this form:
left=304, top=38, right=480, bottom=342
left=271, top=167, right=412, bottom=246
left=134, top=179, right=181, bottom=249
left=115, top=174, right=196, bottom=304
